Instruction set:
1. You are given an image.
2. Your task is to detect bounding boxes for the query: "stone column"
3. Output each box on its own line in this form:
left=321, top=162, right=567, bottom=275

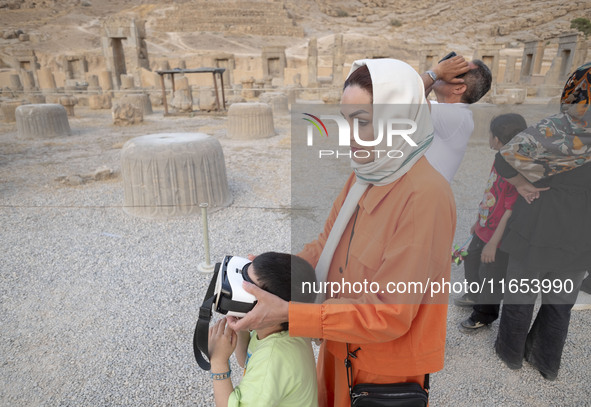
left=307, top=37, right=318, bottom=88
left=38, top=68, right=57, bottom=94
left=98, top=71, right=114, bottom=92
left=332, top=34, right=344, bottom=86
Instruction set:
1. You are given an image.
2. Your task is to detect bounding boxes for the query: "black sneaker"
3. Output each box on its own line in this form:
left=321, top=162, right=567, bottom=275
left=459, top=317, right=487, bottom=333
left=453, top=294, right=476, bottom=307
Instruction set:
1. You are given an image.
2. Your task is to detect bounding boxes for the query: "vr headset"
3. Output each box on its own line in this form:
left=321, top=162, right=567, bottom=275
left=193, top=255, right=258, bottom=370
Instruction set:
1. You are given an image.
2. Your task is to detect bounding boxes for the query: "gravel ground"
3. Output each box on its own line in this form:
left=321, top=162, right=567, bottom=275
left=0, top=104, right=589, bottom=406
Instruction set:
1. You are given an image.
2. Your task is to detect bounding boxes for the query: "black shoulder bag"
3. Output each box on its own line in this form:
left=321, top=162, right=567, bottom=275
left=345, top=344, right=429, bottom=407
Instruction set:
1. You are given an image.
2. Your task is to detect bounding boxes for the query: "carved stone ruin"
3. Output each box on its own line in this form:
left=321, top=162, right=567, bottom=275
left=227, top=103, right=275, bottom=140
left=307, top=37, right=318, bottom=88
left=101, top=17, right=150, bottom=89
left=38, top=68, right=57, bottom=94
left=1, top=100, right=25, bottom=123
left=544, top=33, right=588, bottom=89
left=121, top=133, right=232, bottom=218
left=418, top=45, right=443, bottom=75
left=15, top=104, right=71, bottom=140
left=259, top=92, right=289, bottom=115
left=112, top=103, right=143, bottom=126
left=59, top=96, right=77, bottom=116
left=120, top=74, right=136, bottom=90
left=119, top=93, right=152, bottom=115
left=89, top=94, right=112, bottom=110
left=170, top=76, right=193, bottom=112
left=519, top=40, right=545, bottom=84
left=332, top=34, right=344, bottom=86
left=473, top=43, right=502, bottom=84
left=9, top=74, right=23, bottom=91
left=262, top=46, right=286, bottom=81
left=98, top=71, right=114, bottom=92
left=241, top=77, right=256, bottom=99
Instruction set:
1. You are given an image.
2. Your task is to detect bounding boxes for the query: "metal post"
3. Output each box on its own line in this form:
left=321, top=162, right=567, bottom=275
left=197, top=203, right=215, bottom=273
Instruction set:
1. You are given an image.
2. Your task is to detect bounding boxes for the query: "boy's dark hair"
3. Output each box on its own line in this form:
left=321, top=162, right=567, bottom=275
left=252, top=252, right=317, bottom=331
left=461, top=59, right=492, bottom=104
left=490, top=113, right=527, bottom=145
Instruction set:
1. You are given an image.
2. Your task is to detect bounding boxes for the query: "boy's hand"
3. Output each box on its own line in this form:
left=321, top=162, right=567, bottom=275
left=208, top=318, right=237, bottom=367
left=481, top=242, right=496, bottom=263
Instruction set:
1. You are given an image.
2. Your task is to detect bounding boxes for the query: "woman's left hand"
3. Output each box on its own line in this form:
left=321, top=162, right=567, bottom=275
left=226, top=281, right=289, bottom=332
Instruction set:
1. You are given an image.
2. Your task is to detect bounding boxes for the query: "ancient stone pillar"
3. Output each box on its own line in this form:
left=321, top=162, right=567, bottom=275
left=1, top=100, right=25, bottom=123
left=120, top=74, right=136, bottom=90
left=332, top=34, right=344, bottom=86
left=171, top=76, right=193, bottom=112
left=121, top=133, right=232, bottom=218
left=37, top=68, right=57, bottom=94
left=98, top=71, right=114, bottom=91
left=241, top=78, right=256, bottom=99
left=227, top=103, right=275, bottom=140
left=503, top=56, right=517, bottom=84
left=89, top=94, right=112, bottom=110
left=120, top=93, right=152, bottom=115
left=15, top=104, right=71, bottom=140
left=9, top=74, right=23, bottom=91
left=307, top=37, right=318, bottom=88
left=59, top=96, right=77, bottom=116
left=259, top=92, right=289, bottom=115
left=20, top=70, right=36, bottom=91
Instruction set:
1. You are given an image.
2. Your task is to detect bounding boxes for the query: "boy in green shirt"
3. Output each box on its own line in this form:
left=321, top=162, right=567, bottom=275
left=208, top=252, right=318, bottom=407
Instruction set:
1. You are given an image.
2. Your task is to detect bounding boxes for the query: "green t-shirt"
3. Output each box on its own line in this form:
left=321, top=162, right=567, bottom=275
left=228, top=331, right=318, bottom=407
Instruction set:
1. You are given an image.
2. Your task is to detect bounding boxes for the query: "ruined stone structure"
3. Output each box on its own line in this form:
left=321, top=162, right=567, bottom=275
left=519, top=40, right=545, bottom=84
left=227, top=103, right=275, bottom=140
left=101, top=17, right=150, bottom=90
left=1, top=100, right=25, bottom=123
left=307, top=38, right=318, bottom=88
left=151, top=2, right=303, bottom=37
left=121, top=133, right=232, bottom=218
left=15, top=104, right=71, bottom=140
left=544, top=33, right=588, bottom=87
left=37, top=68, right=57, bottom=94
left=418, top=45, right=444, bottom=74
left=262, top=46, right=287, bottom=83
left=59, top=96, right=77, bottom=116
left=63, top=55, right=88, bottom=81
left=259, top=92, right=289, bottom=116
left=473, top=43, right=502, bottom=84
left=332, top=34, right=345, bottom=86
left=112, top=103, right=143, bottom=126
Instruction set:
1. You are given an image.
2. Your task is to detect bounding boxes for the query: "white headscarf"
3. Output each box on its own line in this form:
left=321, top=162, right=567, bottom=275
left=314, top=59, right=434, bottom=297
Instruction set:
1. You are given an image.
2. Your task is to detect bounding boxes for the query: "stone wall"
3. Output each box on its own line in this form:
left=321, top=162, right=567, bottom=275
left=151, top=1, right=304, bottom=37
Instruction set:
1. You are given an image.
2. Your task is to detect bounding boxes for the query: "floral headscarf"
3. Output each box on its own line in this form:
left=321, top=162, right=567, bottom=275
left=499, top=62, right=591, bottom=182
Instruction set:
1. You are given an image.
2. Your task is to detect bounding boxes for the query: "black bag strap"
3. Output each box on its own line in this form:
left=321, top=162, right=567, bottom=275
left=345, top=343, right=430, bottom=397
left=193, top=262, right=221, bottom=370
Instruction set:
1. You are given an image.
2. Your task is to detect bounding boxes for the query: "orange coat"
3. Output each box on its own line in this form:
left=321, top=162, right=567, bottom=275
left=290, top=157, right=456, bottom=403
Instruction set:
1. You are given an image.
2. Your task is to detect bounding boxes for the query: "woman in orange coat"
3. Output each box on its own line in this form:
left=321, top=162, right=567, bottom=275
left=228, top=58, right=456, bottom=407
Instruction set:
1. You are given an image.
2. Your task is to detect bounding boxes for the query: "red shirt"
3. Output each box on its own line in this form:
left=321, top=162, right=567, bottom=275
left=475, top=164, right=517, bottom=244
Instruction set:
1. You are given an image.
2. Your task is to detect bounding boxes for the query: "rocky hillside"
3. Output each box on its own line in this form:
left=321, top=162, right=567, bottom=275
left=0, top=0, right=589, bottom=66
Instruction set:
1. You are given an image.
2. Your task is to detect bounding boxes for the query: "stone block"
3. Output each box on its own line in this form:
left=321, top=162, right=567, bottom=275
left=121, top=133, right=232, bottom=218
left=227, top=103, right=275, bottom=140
left=15, top=104, right=71, bottom=139
left=112, top=103, right=143, bottom=126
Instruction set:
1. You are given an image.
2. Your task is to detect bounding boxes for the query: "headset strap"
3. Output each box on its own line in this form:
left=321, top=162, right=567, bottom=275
left=193, top=263, right=221, bottom=370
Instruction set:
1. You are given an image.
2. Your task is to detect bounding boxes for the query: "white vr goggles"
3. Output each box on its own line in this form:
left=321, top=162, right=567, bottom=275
left=193, top=255, right=258, bottom=370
